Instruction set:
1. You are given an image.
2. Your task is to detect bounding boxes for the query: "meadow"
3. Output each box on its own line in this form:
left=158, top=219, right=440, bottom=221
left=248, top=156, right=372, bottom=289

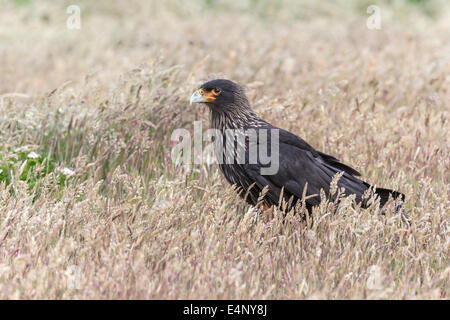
left=0, top=0, right=448, bottom=299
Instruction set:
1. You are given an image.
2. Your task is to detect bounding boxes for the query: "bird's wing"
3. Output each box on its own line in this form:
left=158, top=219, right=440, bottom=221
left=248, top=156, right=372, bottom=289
left=243, top=127, right=366, bottom=207
left=277, top=128, right=361, bottom=176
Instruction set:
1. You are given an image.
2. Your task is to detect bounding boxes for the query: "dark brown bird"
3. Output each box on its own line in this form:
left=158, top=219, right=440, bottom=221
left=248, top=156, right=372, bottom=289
left=190, top=79, right=404, bottom=213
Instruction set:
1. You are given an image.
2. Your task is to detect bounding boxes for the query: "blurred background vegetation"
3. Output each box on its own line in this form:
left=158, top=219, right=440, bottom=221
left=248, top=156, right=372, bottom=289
left=6, top=0, right=450, bottom=21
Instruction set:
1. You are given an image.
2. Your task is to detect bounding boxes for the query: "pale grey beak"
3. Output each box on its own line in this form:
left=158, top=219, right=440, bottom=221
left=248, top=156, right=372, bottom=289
left=190, top=90, right=206, bottom=105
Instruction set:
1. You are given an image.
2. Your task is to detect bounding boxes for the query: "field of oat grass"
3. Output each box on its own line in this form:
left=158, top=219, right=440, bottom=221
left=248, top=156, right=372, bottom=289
left=0, top=0, right=448, bottom=299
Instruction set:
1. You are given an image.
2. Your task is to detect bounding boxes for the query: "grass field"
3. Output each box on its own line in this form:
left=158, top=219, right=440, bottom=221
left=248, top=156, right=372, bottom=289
left=0, top=0, right=448, bottom=299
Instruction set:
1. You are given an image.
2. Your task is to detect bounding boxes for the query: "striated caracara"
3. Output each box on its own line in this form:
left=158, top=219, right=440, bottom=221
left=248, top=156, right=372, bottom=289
left=190, top=79, right=404, bottom=213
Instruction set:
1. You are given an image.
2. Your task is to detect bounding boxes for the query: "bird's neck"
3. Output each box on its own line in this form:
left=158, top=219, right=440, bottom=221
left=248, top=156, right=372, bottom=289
left=210, top=104, right=267, bottom=130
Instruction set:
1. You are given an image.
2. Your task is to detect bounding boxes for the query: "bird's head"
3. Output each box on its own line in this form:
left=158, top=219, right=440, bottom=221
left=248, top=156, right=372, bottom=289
left=189, top=79, right=249, bottom=112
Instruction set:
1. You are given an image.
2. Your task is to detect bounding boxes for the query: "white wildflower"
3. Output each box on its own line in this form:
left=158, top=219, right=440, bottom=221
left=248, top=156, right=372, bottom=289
left=60, top=167, right=75, bottom=176
left=27, top=152, right=40, bottom=159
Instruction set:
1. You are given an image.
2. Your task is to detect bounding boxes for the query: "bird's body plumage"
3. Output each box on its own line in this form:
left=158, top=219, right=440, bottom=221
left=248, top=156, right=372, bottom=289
left=190, top=79, right=404, bottom=213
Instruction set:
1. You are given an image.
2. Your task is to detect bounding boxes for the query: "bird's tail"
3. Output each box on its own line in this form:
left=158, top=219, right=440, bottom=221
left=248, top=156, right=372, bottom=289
left=362, top=182, right=405, bottom=212
left=375, top=187, right=405, bottom=209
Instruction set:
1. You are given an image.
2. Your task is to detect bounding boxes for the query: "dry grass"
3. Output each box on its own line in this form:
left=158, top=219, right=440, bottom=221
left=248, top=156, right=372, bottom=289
left=0, top=0, right=448, bottom=299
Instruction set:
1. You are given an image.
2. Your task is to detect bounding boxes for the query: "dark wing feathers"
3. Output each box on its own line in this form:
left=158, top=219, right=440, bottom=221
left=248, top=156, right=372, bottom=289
left=316, top=151, right=361, bottom=176
left=277, top=127, right=361, bottom=177
left=242, top=127, right=368, bottom=208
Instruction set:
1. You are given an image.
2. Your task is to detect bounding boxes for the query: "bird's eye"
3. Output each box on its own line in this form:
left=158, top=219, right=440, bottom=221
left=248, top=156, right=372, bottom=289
left=212, top=88, right=221, bottom=95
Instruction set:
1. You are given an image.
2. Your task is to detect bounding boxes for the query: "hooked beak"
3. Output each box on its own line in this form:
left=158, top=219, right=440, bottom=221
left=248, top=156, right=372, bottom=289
left=190, top=90, right=205, bottom=105
left=189, top=89, right=217, bottom=105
